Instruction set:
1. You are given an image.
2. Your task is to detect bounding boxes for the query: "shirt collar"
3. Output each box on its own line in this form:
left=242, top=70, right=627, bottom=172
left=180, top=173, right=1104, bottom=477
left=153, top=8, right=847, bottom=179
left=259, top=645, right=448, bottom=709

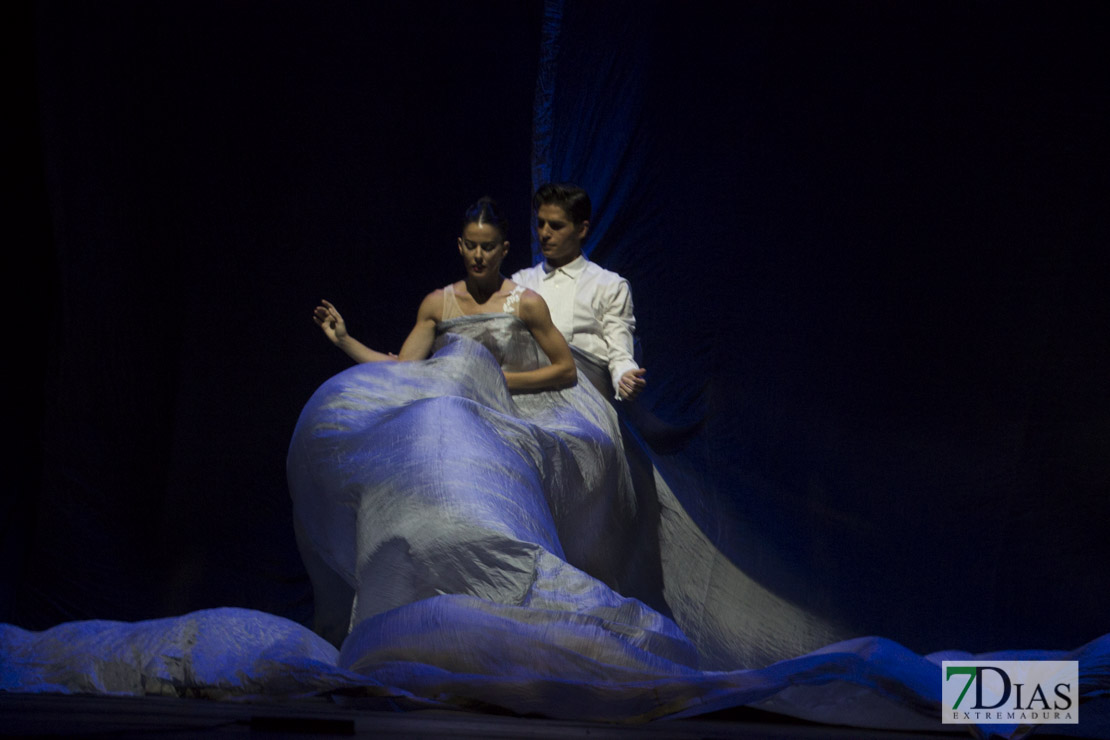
left=542, top=254, right=588, bottom=279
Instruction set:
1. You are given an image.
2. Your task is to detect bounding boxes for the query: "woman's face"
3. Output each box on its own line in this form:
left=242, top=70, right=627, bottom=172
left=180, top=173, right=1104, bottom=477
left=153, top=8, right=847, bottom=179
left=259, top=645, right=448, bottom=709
left=535, top=204, right=588, bottom=268
left=458, top=221, right=509, bottom=279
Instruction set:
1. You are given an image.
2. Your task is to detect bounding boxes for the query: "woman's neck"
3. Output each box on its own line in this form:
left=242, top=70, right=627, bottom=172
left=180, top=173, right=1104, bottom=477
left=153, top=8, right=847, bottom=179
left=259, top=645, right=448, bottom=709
left=463, top=274, right=505, bottom=305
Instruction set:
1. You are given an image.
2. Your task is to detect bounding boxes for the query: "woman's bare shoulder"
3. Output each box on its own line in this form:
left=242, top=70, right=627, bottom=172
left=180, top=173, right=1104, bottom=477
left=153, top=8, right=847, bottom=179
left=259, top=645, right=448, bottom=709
left=416, top=286, right=450, bottom=321
left=420, top=286, right=448, bottom=303
left=517, top=288, right=552, bottom=317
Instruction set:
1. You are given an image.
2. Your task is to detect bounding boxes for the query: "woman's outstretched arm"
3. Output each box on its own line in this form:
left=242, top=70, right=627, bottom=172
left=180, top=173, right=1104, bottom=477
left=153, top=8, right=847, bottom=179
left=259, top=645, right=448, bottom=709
left=507, top=291, right=577, bottom=391
left=315, top=291, right=439, bottom=365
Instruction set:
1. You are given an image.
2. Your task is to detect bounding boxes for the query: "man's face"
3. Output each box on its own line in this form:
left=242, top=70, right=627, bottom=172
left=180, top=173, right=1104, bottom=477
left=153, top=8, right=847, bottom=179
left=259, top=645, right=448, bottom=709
left=536, top=204, right=588, bottom=268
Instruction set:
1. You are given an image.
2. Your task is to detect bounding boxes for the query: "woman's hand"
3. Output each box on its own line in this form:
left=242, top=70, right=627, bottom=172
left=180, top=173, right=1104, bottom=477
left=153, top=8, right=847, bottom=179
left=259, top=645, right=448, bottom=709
left=313, top=299, right=347, bottom=345
left=312, top=299, right=397, bottom=364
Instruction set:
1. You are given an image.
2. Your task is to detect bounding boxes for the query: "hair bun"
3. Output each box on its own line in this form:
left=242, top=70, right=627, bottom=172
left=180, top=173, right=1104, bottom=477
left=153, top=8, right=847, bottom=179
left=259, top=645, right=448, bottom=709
left=462, top=197, right=509, bottom=240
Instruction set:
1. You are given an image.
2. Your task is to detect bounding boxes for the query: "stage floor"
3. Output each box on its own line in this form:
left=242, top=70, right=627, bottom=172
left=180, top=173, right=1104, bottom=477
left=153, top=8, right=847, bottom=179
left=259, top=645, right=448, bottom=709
left=0, top=693, right=970, bottom=739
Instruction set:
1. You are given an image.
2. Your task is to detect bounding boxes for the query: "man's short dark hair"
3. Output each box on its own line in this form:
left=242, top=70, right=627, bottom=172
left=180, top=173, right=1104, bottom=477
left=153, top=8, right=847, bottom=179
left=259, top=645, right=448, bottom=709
left=533, top=182, right=591, bottom=226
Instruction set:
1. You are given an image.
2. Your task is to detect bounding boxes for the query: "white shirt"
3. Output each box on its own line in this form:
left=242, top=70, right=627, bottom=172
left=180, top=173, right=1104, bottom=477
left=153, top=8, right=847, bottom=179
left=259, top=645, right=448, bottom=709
left=512, top=255, right=639, bottom=394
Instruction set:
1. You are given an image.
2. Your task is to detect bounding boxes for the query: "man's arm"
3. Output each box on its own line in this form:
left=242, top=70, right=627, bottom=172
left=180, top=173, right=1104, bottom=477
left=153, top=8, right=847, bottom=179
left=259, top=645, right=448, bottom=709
left=600, top=279, right=645, bottom=400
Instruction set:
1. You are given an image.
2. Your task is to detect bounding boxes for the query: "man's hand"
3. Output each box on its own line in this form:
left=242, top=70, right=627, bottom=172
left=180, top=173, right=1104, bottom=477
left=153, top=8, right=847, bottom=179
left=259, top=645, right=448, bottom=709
left=618, top=368, right=647, bottom=400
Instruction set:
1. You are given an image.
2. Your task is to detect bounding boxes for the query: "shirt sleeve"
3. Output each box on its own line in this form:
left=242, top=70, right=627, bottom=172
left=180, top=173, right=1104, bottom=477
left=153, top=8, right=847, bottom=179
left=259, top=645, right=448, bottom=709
left=599, top=278, right=640, bottom=397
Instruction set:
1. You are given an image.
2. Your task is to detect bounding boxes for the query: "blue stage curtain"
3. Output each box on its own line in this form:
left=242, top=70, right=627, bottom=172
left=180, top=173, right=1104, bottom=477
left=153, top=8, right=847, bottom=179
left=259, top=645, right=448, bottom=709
left=527, top=0, right=1109, bottom=653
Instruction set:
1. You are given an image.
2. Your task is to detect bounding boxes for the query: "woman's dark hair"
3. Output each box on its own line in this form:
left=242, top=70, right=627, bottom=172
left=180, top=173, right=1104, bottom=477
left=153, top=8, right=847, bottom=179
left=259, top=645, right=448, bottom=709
left=533, top=182, right=592, bottom=226
left=461, top=197, right=509, bottom=242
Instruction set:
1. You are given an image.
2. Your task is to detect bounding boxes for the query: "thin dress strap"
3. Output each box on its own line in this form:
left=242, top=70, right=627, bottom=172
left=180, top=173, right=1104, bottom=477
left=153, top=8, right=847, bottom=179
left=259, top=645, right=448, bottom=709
left=442, top=284, right=464, bottom=320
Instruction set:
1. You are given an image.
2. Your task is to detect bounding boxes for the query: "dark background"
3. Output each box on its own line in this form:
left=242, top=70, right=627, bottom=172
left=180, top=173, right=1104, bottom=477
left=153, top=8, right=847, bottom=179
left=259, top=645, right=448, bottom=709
left=8, top=0, right=1108, bottom=657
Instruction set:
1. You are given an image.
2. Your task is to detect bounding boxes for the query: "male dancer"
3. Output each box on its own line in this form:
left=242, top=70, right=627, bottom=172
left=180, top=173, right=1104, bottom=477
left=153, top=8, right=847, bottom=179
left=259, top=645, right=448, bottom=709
left=511, top=183, right=647, bottom=400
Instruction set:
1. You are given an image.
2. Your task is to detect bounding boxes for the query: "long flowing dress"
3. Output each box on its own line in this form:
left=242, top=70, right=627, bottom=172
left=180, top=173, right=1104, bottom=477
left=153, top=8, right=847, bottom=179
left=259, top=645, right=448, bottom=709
left=286, top=289, right=698, bottom=666
left=4, top=289, right=1108, bottom=736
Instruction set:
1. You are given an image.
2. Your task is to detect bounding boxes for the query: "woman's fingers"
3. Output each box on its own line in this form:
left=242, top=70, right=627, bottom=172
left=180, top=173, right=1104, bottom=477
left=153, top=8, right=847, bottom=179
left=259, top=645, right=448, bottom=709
left=313, top=303, right=341, bottom=332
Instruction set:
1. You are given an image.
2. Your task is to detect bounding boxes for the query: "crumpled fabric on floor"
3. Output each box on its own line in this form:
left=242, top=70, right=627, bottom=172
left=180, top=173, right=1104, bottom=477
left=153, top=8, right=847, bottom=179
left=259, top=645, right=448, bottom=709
left=4, top=606, right=1108, bottom=738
